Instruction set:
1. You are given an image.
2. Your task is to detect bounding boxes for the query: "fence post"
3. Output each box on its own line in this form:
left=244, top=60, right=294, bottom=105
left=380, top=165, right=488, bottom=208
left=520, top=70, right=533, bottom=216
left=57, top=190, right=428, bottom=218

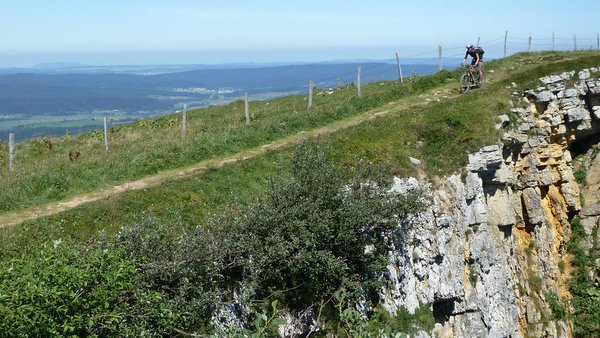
left=308, top=80, right=314, bottom=109
left=103, top=117, right=109, bottom=153
left=477, top=37, right=480, bottom=48
left=528, top=36, right=532, bottom=52
left=244, top=93, right=250, bottom=125
left=8, top=133, right=14, bottom=171
left=504, top=31, right=508, bottom=57
left=574, top=34, right=577, bottom=51
left=396, top=52, right=403, bottom=83
left=182, top=104, right=187, bottom=137
left=438, top=45, right=443, bottom=71
left=357, top=66, right=362, bottom=97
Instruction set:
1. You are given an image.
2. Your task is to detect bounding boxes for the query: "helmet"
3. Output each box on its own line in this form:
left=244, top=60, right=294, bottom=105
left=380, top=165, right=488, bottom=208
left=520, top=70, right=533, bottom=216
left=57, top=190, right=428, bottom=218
left=466, top=44, right=473, bottom=49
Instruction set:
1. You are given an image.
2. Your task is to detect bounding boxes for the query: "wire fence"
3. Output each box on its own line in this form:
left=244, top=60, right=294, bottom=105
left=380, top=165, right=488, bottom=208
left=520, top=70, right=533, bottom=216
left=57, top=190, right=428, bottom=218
left=283, top=32, right=600, bottom=91
left=2, top=31, right=599, bottom=165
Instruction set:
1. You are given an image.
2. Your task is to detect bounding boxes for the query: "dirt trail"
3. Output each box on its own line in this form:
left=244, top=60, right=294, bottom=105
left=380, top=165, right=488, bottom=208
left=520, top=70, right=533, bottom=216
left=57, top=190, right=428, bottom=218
left=0, top=87, right=457, bottom=228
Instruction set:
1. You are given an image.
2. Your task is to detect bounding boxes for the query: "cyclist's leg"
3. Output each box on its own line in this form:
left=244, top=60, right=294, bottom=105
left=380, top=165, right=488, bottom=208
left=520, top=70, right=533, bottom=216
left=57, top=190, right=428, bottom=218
left=469, top=63, right=476, bottom=81
left=478, top=62, right=485, bottom=83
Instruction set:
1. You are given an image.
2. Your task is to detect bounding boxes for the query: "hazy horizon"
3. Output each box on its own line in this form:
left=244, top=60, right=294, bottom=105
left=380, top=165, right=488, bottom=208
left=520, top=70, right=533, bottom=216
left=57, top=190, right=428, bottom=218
left=1, top=1, right=598, bottom=68
left=0, top=46, right=452, bottom=69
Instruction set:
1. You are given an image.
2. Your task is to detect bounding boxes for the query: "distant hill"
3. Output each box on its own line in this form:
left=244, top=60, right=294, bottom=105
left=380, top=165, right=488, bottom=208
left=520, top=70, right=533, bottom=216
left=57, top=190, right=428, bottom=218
left=0, top=62, right=440, bottom=141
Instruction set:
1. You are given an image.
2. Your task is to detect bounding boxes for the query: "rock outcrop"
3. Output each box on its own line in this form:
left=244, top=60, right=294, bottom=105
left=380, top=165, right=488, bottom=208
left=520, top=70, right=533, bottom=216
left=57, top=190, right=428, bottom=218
left=382, top=68, right=600, bottom=337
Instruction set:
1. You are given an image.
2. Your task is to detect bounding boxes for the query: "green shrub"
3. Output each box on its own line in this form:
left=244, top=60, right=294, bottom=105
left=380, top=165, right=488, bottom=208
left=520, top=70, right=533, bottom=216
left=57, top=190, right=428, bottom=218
left=390, top=303, right=435, bottom=335
left=209, top=141, right=425, bottom=310
left=546, top=292, right=566, bottom=320
left=567, top=216, right=600, bottom=336
left=0, top=141, right=422, bottom=336
left=0, top=246, right=139, bottom=336
left=574, top=170, right=587, bottom=184
left=528, top=275, right=543, bottom=291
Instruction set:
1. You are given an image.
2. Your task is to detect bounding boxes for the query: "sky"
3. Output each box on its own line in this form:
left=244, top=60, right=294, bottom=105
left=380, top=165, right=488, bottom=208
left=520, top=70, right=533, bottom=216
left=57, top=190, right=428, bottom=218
left=0, top=0, right=599, bottom=67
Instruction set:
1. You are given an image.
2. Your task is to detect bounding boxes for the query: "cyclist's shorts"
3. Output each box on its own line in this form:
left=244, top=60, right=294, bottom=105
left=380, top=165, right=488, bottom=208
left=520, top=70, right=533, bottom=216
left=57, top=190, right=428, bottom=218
left=471, top=61, right=484, bottom=71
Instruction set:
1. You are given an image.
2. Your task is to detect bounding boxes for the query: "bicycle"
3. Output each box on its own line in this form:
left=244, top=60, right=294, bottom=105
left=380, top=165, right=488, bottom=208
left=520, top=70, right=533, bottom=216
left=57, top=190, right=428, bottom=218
left=459, top=65, right=485, bottom=93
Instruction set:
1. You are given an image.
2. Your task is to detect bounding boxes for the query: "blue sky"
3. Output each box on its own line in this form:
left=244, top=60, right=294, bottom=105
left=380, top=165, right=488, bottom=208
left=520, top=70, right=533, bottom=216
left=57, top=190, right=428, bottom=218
left=0, top=0, right=598, bottom=67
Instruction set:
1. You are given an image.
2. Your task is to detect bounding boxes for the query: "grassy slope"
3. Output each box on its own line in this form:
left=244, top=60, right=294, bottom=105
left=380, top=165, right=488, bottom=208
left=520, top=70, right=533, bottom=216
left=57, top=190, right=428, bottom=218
left=2, top=51, right=600, bottom=258
left=0, top=72, right=453, bottom=214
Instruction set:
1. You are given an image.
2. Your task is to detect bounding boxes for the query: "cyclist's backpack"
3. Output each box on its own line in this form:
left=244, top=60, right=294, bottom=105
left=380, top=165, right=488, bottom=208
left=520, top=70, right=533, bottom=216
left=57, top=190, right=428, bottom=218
left=476, top=48, right=485, bottom=58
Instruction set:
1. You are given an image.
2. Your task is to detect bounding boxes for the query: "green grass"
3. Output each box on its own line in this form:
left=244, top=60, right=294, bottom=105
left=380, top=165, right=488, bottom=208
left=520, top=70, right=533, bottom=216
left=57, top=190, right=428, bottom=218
left=3, top=50, right=600, bottom=257
left=2, top=50, right=600, bottom=336
left=0, top=72, right=454, bottom=214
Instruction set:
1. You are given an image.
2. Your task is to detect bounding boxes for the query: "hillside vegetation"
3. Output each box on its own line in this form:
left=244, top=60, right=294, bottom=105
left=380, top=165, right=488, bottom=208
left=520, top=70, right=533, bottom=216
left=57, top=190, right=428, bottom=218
left=1, top=51, right=600, bottom=336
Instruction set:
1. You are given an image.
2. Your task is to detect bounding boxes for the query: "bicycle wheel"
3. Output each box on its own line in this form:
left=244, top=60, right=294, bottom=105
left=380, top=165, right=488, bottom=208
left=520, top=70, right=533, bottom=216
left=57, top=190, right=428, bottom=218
left=460, top=74, right=471, bottom=93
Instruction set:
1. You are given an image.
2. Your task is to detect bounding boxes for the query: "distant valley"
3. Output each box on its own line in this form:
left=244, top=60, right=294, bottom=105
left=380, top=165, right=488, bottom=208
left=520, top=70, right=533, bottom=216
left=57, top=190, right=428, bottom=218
left=0, top=61, right=444, bottom=141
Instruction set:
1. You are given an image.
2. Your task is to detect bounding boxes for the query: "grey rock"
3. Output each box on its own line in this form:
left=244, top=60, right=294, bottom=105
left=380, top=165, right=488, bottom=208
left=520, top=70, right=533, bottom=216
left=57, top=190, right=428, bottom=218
left=560, top=181, right=581, bottom=211
left=559, top=96, right=580, bottom=110
left=540, top=75, right=563, bottom=84
left=522, top=187, right=543, bottom=225
left=452, top=312, right=489, bottom=338
left=409, top=157, right=422, bottom=165
left=536, top=90, right=554, bottom=102
left=467, top=145, right=503, bottom=173
left=566, top=107, right=590, bottom=123
left=561, top=71, right=575, bottom=80
left=564, top=88, right=578, bottom=98
left=502, top=131, right=530, bottom=147
left=486, top=188, right=517, bottom=227
left=537, top=166, right=554, bottom=186
left=574, top=119, right=592, bottom=131
left=511, top=107, right=531, bottom=118
left=376, top=70, right=600, bottom=338
left=496, top=114, right=511, bottom=129
left=579, top=69, right=591, bottom=80
left=563, top=150, right=572, bottom=163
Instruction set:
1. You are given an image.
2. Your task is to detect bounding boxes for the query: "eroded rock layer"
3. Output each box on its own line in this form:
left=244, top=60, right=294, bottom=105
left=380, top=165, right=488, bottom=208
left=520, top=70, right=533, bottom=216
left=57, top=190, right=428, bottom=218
left=383, top=68, right=600, bottom=338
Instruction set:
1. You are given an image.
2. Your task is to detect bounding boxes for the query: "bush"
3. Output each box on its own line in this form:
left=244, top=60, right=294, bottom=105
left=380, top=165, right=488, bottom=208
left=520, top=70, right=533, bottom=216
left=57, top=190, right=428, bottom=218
left=567, top=216, right=600, bottom=336
left=0, top=141, right=425, bottom=335
left=0, top=246, right=138, bottom=336
left=210, top=141, right=425, bottom=310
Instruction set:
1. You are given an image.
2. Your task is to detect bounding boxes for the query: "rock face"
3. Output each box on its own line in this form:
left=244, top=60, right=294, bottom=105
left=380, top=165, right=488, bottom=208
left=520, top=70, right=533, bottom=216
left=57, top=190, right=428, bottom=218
left=382, top=68, right=600, bottom=337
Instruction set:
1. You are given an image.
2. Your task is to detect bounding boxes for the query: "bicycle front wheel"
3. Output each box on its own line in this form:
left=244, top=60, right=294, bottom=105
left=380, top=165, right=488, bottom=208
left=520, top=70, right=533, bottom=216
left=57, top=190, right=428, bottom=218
left=460, top=74, right=471, bottom=93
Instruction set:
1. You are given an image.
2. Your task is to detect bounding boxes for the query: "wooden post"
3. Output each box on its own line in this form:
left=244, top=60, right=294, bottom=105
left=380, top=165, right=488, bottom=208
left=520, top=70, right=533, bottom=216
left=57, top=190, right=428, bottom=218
left=552, top=32, right=555, bottom=50
left=357, top=66, right=362, bottom=97
left=504, top=31, right=508, bottom=57
left=244, top=93, right=250, bottom=125
left=103, top=117, right=109, bottom=153
left=438, top=45, right=443, bottom=71
left=182, top=104, right=187, bottom=137
left=528, top=36, right=532, bottom=51
left=476, top=37, right=480, bottom=48
left=8, top=133, right=14, bottom=171
left=574, top=34, right=577, bottom=51
left=308, top=80, right=314, bottom=109
left=396, top=52, right=403, bottom=83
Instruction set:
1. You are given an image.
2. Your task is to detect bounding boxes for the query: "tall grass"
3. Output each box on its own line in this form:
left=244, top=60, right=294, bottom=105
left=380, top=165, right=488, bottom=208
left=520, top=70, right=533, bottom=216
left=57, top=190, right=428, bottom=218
left=0, top=71, right=455, bottom=213
left=3, top=51, right=599, bottom=255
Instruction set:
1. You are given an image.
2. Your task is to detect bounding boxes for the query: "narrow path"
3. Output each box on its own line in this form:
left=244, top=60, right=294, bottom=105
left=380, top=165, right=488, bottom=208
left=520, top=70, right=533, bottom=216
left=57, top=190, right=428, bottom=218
left=0, top=86, right=458, bottom=228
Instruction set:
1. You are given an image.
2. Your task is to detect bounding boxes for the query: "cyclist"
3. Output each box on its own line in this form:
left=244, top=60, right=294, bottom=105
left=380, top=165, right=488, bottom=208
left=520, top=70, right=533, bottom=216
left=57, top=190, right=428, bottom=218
left=461, top=44, right=484, bottom=84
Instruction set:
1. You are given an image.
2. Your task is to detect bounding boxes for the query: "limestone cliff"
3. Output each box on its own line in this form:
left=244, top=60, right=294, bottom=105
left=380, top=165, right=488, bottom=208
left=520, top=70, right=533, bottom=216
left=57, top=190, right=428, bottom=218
left=382, top=68, right=600, bottom=337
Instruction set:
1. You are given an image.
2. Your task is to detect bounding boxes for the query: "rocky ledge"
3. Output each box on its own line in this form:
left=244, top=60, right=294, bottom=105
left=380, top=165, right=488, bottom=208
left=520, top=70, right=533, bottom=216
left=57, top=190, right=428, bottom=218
left=381, top=67, right=600, bottom=337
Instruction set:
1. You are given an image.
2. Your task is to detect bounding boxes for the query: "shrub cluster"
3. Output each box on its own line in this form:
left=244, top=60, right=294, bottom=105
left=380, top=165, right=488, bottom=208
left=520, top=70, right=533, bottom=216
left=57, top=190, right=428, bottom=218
left=567, top=217, right=600, bottom=336
left=0, top=142, right=425, bottom=336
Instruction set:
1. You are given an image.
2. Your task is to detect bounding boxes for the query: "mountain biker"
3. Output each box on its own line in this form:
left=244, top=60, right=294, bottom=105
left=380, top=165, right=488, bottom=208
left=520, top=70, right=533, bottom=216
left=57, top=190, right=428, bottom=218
left=461, top=44, right=484, bottom=84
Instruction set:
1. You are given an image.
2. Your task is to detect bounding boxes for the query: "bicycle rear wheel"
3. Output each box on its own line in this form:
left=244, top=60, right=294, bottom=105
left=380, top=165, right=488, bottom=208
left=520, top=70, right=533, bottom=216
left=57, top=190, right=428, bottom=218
left=460, top=74, right=471, bottom=93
